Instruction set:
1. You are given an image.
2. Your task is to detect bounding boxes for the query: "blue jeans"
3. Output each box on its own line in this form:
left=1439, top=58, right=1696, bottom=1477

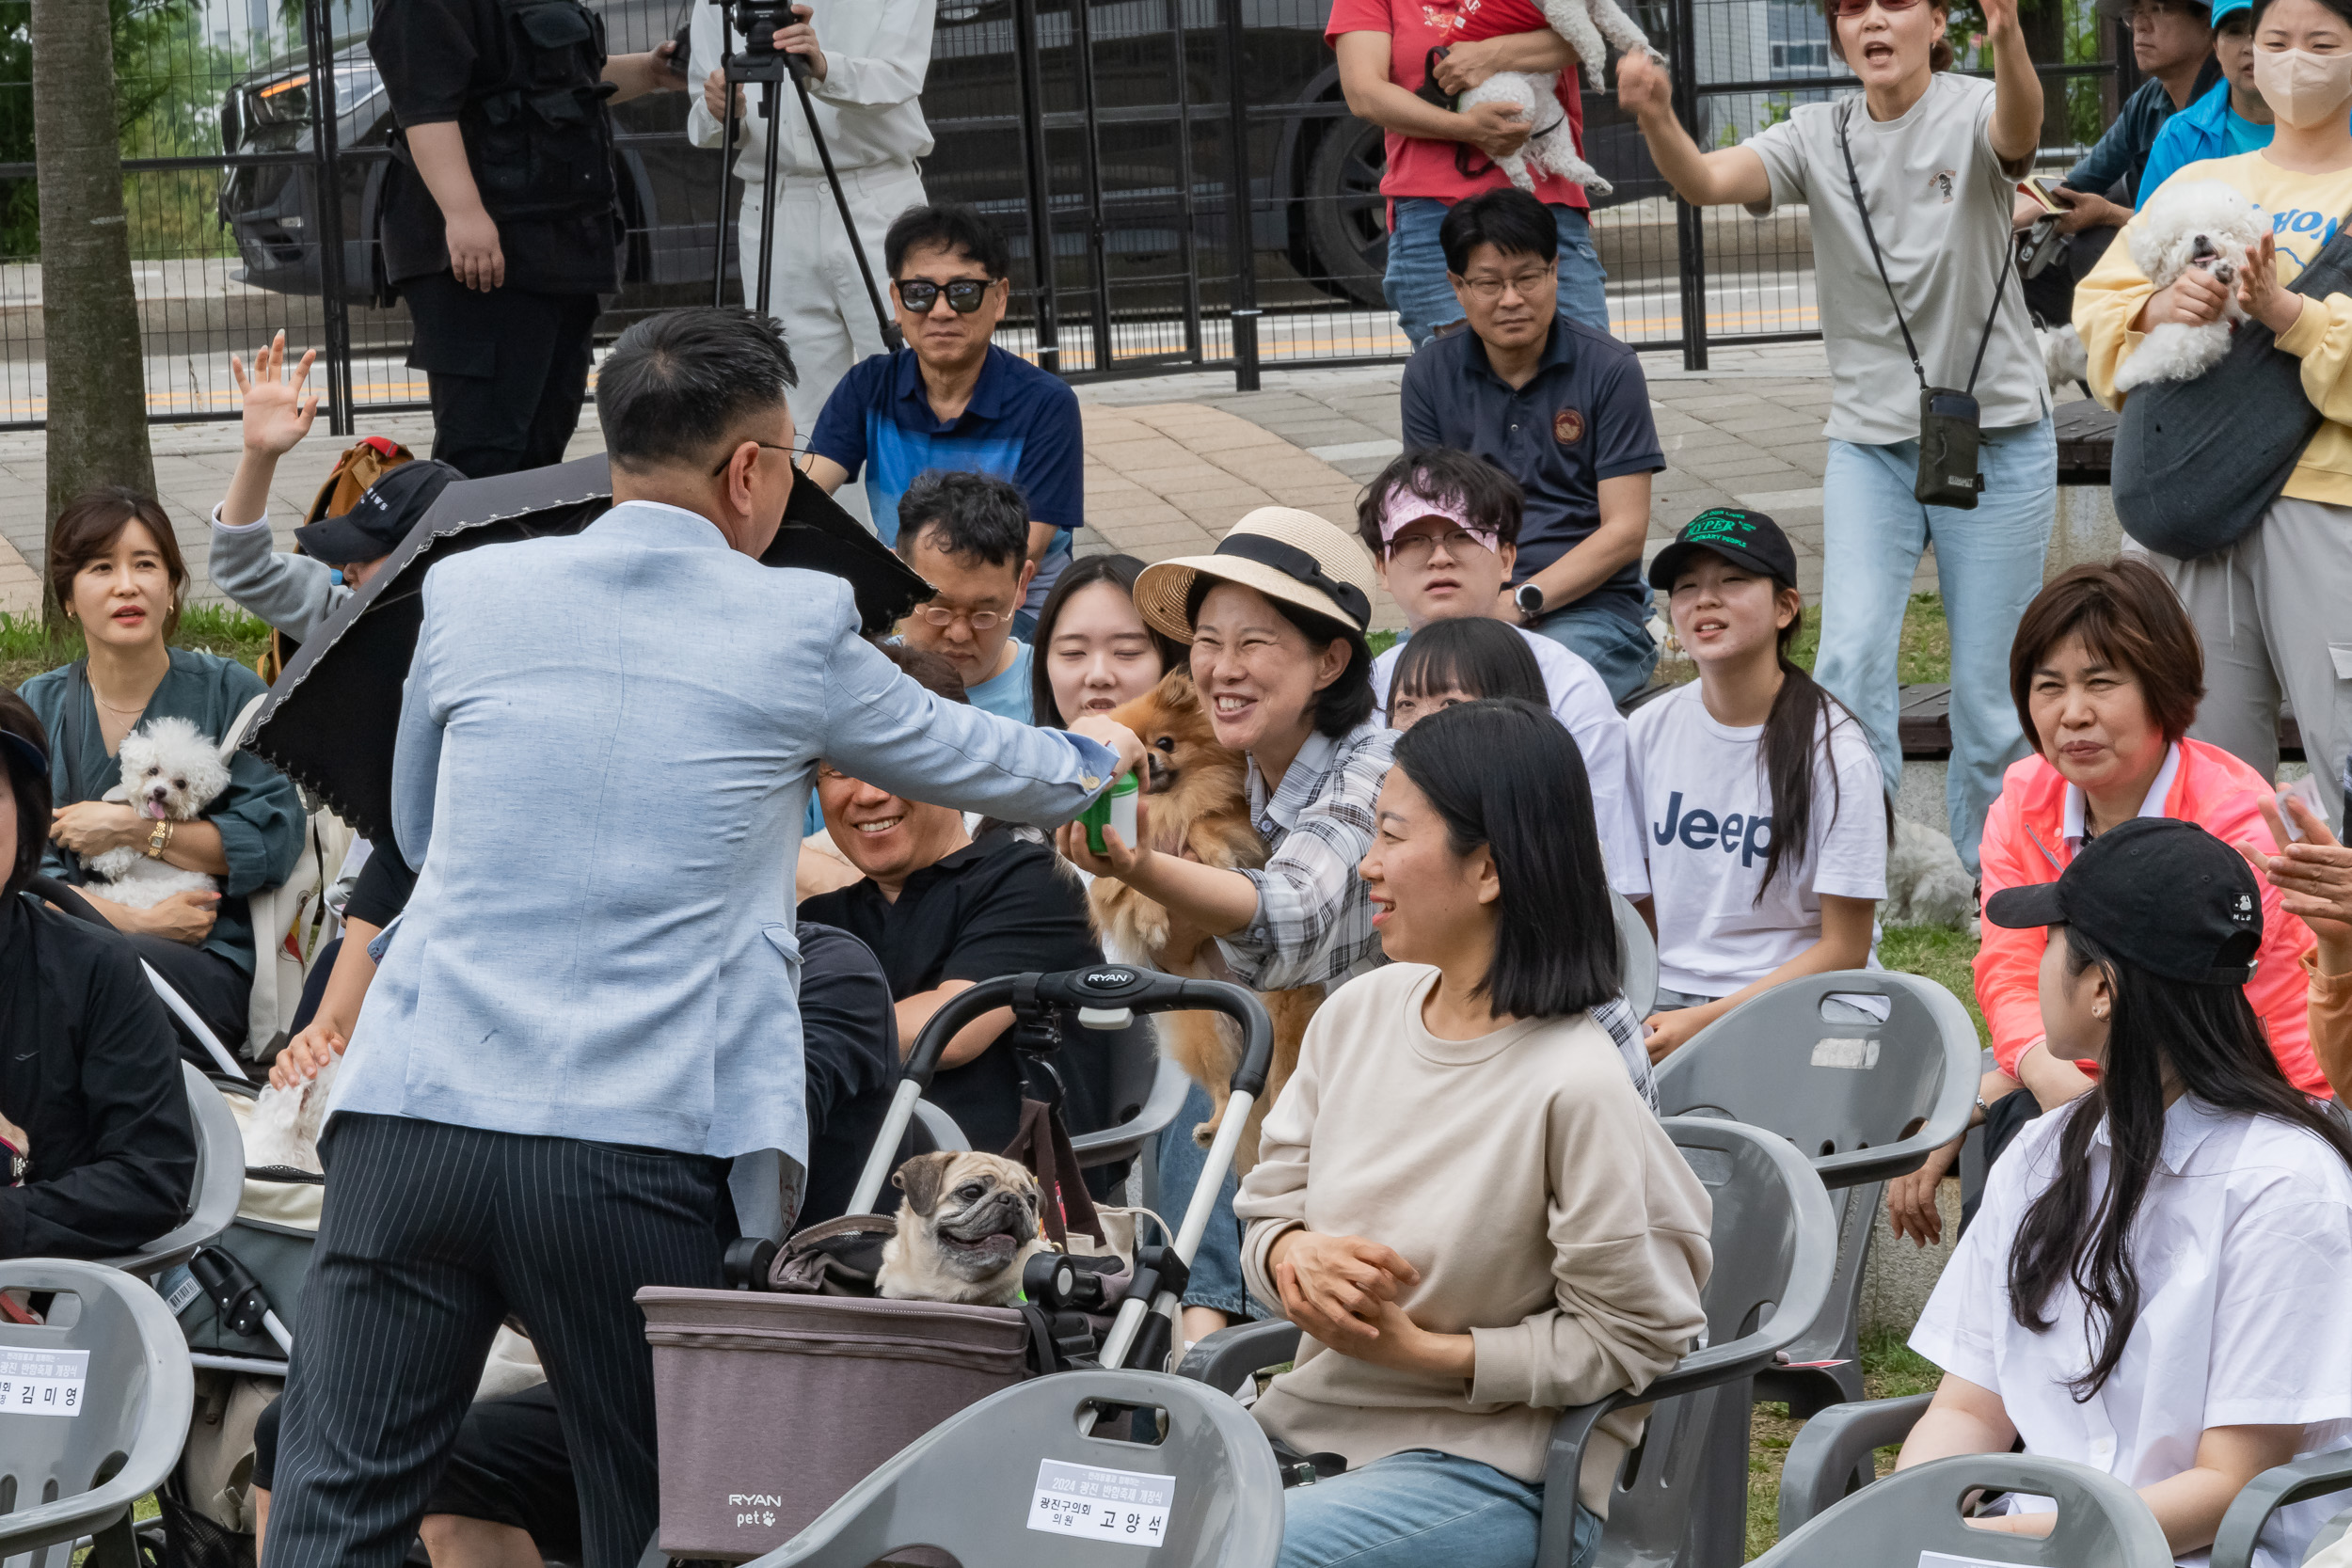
left=1278, top=1449, right=1598, bottom=1568
left=1527, top=589, right=1660, bottom=705
left=1385, top=198, right=1610, bottom=348
left=1816, top=416, right=2056, bottom=875
left=1157, top=1082, right=1263, bottom=1320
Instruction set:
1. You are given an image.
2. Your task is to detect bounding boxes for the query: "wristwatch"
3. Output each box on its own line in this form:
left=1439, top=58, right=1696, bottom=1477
left=1514, top=581, right=1547, bottom=623
left=144, top=817, right=173, bottom=860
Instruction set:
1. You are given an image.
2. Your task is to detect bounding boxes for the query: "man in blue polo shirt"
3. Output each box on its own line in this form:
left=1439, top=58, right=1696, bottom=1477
left=804, top=203, right=1084, bottom=634
left=1400, top=187, right=1664, bottom=703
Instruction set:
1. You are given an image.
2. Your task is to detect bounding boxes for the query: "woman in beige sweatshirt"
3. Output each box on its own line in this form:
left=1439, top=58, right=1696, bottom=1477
left=1233, top=699, right=1713, bottom=1568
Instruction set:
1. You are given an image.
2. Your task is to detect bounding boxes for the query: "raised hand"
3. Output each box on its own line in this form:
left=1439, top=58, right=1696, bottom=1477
left=1615, top=50, right=1673, bottom=121
left=1981, top=0, right=2019, bottom=41
left=230, top=330, right=319, bottom=458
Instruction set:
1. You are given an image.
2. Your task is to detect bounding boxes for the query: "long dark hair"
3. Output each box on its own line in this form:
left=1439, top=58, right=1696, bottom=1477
left=2007, top=926, right=2352, bottom=1400
left=1391, top=699, right=1620, bottom=1020
left=1388, top=617, right=1547, bottom=721
left=1749, top=591, right=1871, bottom=901
left=1027, top=554, right=1184, bottom=729
left=1, top=691, right=53, bottom=901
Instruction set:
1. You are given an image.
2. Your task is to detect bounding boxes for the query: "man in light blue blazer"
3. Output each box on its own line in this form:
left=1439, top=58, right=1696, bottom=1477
left=263, top=309, right=1143, bottom=1568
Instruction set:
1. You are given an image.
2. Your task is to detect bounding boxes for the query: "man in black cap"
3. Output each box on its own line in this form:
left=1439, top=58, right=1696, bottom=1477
left=212, top=333, right=461, bottom=649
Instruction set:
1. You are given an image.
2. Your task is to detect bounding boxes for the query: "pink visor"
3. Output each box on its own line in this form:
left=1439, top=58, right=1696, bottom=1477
left=1377, top=492, right=1500, bottom=554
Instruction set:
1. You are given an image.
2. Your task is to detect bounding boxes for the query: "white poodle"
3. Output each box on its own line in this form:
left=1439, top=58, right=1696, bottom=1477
left=1458, top=0, right=1664, bottom=197
left=86, top=715, right=231, bottom=909
left=2113, top=180, right=2266, bottom=393
left=245, top=1054, right=336, bottom=1174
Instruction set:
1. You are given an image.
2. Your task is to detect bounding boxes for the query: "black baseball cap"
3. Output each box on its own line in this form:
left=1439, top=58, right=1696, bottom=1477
left=1984, top=817, right=2263, bottom=986
left=294, top=458, right=461, bottom=567
left=1646, top=507, right=1800, bottom=593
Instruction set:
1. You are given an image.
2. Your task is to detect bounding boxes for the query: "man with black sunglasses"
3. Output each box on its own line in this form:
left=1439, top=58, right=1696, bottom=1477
left=803, top=203, right=1086, bottom=637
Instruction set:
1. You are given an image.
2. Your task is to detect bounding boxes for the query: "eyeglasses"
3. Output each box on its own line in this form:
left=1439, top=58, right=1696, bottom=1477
left=912, top=604, right=1006, bottom=631
left=707, top=440, right=803, bottom=477
left=1831, top=0, right=1924, bottom=15
left=894, top=277, right=994, bottom=314
left=1387, top=527, right=1499, bottom=563
left=1454, top=265, right=1556, bottom=301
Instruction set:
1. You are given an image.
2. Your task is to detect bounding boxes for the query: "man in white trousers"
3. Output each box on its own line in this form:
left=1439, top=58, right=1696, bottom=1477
left=690, top=0, right=933, bottom=526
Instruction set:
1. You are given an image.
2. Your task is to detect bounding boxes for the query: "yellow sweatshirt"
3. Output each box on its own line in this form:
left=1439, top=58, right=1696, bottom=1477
left=2074, top=151, right=2352, bottom=506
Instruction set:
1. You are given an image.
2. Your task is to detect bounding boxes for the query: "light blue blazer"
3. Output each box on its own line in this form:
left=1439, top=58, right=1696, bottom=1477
left=330, top=501, right=1117, bottom=1161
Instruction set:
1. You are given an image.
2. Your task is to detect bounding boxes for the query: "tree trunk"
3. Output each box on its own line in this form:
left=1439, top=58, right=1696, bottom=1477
left=30, top=0, right=156, bottom=626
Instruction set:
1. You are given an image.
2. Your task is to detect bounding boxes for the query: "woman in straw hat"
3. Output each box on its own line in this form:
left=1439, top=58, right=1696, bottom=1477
left=1058, top=505, right=1391, bottom=1348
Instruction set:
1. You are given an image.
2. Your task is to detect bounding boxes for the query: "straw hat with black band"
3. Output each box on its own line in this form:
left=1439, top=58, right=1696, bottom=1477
left=1133, top=507, right=1379, bottom=643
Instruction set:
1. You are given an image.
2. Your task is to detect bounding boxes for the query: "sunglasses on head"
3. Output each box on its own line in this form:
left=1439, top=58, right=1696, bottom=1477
left=893, top=277, right=994, bottom=314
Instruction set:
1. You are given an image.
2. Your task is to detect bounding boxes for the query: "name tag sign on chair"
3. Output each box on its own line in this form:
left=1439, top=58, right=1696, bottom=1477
left=0, top=1347, right=88, bottom=1418
left=1027, top=1459, right=1175, bottom=1546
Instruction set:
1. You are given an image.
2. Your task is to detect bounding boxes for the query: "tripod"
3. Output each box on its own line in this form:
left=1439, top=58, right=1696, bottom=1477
left=705, top=0, right=902, bottom=351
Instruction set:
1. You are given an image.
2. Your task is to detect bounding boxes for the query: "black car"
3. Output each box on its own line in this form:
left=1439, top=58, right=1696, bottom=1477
left=215, top=0, right=1665, bottom=317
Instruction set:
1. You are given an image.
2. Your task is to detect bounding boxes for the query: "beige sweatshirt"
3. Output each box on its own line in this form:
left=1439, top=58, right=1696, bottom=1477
left=1234, top=963, right=1713, bottom=1517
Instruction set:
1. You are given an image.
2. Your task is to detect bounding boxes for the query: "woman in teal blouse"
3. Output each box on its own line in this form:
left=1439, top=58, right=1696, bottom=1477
left=19, top=489, right=304, bottom=1060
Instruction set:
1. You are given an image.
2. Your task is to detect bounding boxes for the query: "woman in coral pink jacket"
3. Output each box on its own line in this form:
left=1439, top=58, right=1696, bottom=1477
left=1974, top=562, right=2321, bottom=1106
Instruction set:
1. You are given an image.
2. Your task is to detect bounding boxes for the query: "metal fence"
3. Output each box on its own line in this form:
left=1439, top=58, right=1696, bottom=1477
left=0, top=0, right=2127, bottom=430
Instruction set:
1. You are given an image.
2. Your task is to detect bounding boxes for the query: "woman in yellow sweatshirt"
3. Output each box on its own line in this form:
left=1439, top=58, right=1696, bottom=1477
left=1232, top=699, right=1711, bottom=1568
left=2074, top=0, right=2352, bottom=827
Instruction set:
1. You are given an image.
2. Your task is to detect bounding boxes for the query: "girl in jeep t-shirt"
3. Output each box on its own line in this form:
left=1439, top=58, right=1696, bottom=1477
left=1629, top=510, right=1888, bottom=1063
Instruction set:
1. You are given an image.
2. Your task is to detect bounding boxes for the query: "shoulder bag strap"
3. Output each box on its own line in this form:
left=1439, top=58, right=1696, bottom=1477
left=1836, top=100, right=2018, bottom=397
left=61, top=660, right=90, bottom=805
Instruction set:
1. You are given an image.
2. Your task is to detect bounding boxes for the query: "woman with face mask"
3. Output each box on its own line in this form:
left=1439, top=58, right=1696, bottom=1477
left=2076, top=0, right=2352, bottom=830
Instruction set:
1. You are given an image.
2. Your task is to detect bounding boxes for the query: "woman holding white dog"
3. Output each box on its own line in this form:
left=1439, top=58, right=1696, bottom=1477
left=2075, top=0, right=2352, bottom=829
left=1233, top=699, right=1709, bottom=1568
left=1617, top=0, right=2053, bottom=882
left=19, top=488, right=305, bottom=1061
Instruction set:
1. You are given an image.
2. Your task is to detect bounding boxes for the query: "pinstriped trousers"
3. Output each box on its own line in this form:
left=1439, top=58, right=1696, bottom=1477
left=259, top=1113, right=729, bottom=1568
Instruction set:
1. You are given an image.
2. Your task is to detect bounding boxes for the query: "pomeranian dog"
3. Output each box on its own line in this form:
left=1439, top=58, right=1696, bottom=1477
left=1087, top=670, right=1321, bottom=1172
left=2113, top=180, right=2265, bottom=393
left=87, top=716, right=231, bottom=909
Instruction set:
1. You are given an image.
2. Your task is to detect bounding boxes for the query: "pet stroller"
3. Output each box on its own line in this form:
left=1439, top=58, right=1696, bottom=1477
left=643, top=963, right=1275, bottom=1563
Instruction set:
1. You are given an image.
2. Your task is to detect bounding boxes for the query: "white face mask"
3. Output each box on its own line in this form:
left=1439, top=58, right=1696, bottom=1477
left=2252, top=45, right=2352, bottom=127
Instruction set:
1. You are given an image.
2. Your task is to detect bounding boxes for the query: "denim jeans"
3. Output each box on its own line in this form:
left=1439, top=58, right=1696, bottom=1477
left=1527, top=589, right=1660, bottom=705
left=1157, top=1082, right=1263, bottom=1320
left=1385, top=198, right=1610, bottom=348
left=1815, top=416, right=2057, bottom=875
left=1278, top=1449, right=1598, bottom=1568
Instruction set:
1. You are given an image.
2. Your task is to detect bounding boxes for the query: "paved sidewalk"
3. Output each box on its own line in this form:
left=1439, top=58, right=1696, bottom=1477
left=0, top=340, right=1889, bottom=622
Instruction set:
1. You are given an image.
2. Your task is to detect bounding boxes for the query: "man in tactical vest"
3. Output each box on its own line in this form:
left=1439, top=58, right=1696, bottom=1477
left=370, top=0, right=684, bottom=478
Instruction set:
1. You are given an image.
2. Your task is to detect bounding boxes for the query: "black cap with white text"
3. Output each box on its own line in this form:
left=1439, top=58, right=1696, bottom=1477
left=1983, top=816, right=2263, bottom=986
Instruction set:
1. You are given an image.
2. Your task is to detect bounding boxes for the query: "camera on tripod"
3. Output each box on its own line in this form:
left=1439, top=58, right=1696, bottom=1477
left=682, top=0, right=902, bottom=347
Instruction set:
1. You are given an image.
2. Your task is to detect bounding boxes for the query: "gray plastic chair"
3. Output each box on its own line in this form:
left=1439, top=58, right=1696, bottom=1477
left=0, top=1259, right=197, bottom=1568
left=1759, top=1450, right=2172, bottom=1566
left=1179, top=1116, right=1838, bottom=1568
left=1071, top=1035, right=1193, bottom=1206
left=739, top=1368, right=1282, bottom=1568
left=101, top=1061, right=244, bottom=1281
left=2211, top=1449, right=2352, bottom=1568
left=1612, top=891, right=1658, bottom=1022
left=1653, top=969, right=1978, bottom=1415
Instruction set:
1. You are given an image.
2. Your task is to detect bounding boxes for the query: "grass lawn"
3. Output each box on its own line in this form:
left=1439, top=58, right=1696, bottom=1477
left=1, top=608, right=273, bottom=693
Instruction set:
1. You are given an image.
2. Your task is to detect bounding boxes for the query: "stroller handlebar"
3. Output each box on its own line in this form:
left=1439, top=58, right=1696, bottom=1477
left=898, top=966, right=1276, bottom=1099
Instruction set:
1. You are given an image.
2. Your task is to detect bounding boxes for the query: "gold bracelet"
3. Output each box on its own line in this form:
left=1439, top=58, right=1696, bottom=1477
left=145, top=817, right=173, bottom=860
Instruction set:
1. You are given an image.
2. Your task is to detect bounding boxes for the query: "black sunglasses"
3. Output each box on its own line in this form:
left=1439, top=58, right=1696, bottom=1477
left=893, top=277, right=995, bottom=314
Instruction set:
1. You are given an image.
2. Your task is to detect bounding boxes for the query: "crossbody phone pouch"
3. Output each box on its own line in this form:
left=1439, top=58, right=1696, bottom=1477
left=1837, top=103, right=2016, bottom=509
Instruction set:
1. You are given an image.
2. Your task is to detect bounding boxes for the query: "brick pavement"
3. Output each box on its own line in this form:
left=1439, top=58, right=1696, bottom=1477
left=1, top=340, right=1903, bottom=622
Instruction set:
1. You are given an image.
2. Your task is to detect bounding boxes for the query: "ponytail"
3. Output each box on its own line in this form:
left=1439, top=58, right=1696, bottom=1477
left=1753, top=603, right=1879, bottom=901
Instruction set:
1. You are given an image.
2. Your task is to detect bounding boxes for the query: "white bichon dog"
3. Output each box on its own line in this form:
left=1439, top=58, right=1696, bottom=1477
left=2113, top=180, right=2267, bottom=393
left=87, top=715, right=231, bottom=909
left=1457, top=0, right=1664, bottom=197
left=245, top=1054, right=336, bottom=1174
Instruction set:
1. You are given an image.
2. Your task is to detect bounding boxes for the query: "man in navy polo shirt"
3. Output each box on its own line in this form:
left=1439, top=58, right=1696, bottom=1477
left=803, top=203, right=1084, bottom=635
left=1401, top=188, right=1664, bottom=703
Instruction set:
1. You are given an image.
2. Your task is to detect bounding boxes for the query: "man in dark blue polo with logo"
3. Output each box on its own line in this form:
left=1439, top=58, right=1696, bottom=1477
left=1400, top=187, right=1664, bottom=703
left=803, top=203, right=1084, bottom=637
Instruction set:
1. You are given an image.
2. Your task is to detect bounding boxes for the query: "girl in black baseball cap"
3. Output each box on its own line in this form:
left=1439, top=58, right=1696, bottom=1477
left=1897, top=817, right=2352, bottom=1557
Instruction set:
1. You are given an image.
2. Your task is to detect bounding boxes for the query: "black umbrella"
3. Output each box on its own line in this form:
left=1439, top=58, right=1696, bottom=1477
left=240, top=455, right=932, bottom=843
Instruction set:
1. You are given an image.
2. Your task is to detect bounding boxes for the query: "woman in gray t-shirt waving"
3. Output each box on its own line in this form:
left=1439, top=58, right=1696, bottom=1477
left=1615, top=0, right=2053, bottom=883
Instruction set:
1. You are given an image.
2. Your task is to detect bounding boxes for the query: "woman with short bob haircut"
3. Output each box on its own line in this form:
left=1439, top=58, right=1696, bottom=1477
left=1233, top=699, right=1699, bottom=1568
left=1980, top=560, right=2322, bottom=1107
left=1890, top=559, right=2324, bottom=1248
left=1385, top=614, right=1549, bottom=731
left=18, top=488, right=305, bottom=1059
left=1902, top=819, right=2352, bottom=1563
